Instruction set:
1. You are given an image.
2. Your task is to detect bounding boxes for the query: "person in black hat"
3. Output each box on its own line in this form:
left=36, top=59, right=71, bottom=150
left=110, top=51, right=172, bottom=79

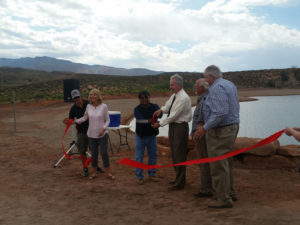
left=63, top=89, right=104, bottom=176
left=134, top=90, right=161, bottom=185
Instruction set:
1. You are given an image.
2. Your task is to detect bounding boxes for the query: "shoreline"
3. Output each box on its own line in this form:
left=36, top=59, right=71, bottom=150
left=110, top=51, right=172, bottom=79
left=237, top=88, right=300, bottom=102
left=2, top=88, right=300, bottom=107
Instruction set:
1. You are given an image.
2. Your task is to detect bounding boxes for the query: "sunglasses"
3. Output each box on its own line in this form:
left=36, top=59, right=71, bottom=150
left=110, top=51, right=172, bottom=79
left=139, top=95, right=149, bottom=100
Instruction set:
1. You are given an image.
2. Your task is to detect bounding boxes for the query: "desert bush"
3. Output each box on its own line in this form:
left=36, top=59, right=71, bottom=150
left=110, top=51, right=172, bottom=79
left=294, top=69, right=300, bottom=81
left=280, top=71, right=289, bottom=82
left=267, top=79, right=276, bottom=88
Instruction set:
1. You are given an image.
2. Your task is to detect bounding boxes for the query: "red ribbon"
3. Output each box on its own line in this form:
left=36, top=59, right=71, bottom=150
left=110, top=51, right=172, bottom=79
left=117, top=129, right=286, bottom=170
left=61, top=119, right=92, bottom=168
left=61, top=119, right=73, bottom=159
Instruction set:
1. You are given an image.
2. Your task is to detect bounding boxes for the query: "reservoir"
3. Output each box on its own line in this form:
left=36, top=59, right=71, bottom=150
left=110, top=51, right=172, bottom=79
left=129, top=95, right=300, bottom=146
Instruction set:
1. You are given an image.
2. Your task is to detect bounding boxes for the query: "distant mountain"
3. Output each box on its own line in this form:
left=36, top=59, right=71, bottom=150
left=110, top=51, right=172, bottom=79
left=0, top=56, right=162, bottom=76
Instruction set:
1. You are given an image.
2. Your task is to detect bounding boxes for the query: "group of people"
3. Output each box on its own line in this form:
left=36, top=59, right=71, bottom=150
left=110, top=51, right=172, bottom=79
left=63, top=88, right=115, bottom=180
left=134, top=65, right=239, bottom=208
left=63, top=64, right=299, bottom=209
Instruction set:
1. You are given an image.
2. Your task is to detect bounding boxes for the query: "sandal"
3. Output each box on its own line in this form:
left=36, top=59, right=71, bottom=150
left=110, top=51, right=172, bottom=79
left=89, top=173, right=97, bottom=180
left=107, top=174, right=115, bottom=180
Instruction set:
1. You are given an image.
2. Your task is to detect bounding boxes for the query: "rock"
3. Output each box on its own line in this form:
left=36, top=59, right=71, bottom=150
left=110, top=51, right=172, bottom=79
left=188, top=136, right=194, bottom=150
left=157, top=136, right=169, bottom=146
left=240, top=155, right=299, bottom=171
left=157, top=145, right=171, bottom=157
left=277, top=145, right=300, bottom=157
left=234, top=137, right=279, bottom=156
left=157, top=136, right=194, bottom=148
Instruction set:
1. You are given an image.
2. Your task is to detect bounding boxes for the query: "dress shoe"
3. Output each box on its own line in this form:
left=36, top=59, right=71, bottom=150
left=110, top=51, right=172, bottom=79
left=168, top=185, right=184, bottom=191
left=193, top=192, right=213, bottom=198
left=231, top=196, right=238, bottom=202
left=208, top=200, right=233, bottom=208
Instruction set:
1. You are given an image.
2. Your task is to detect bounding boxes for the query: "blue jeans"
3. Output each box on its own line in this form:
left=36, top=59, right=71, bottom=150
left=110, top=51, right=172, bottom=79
left=88, top=134, right=110, bottom=168
left=135, top=134, right=157, bottom=179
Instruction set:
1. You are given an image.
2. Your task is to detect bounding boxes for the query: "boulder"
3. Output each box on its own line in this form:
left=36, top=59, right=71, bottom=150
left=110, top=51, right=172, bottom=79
left=157, top=136, right=194, bottom=148
left=277, top=145, right=300, bottom=157
left=157, top=136, right=169, bottom=146
left=188, top=136, right=195, bottom=150
left=234, top=137, right=279, bottom=156
left=157, top=145, right=171, bottom=157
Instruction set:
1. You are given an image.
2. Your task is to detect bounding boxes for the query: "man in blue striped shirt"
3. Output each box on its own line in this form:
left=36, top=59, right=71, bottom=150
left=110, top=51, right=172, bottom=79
left=194, top=65, right=239, bottom=208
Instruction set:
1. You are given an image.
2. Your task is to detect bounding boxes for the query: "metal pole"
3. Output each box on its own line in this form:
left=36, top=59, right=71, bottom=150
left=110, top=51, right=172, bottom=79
left=53, top=143, right=76, bottom=168
left=13, top=90, right=16, bottom=133
left=72, top=125, right=75, bottom=142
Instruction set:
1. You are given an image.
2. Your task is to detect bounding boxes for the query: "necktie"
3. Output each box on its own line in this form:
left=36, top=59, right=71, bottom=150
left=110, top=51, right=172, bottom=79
left=167, top=95, right=176, bottom=117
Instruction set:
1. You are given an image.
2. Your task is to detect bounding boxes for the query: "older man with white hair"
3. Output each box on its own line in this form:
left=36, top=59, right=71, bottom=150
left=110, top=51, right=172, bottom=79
left=152, top=74, right=192, bottom=191
left=194, top=65, right=240, bottom=208
left=191, top=78, right=213, bottom=198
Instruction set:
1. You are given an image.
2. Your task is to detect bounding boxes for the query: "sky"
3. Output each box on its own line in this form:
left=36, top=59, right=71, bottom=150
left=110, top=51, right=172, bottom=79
left=1, top=0, right=300, bottom=72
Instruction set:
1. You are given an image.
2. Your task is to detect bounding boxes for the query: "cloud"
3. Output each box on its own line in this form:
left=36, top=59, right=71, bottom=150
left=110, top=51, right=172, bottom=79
left=0, top=0, right=299, bottom=72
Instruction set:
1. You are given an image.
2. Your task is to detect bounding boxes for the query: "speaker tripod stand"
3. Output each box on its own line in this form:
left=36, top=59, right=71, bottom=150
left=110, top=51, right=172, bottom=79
left=53, top=125, right=91, bottom=168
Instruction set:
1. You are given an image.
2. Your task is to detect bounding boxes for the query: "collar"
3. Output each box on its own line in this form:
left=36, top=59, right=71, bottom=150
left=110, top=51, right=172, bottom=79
left=209, top=78, right=222, bottom=90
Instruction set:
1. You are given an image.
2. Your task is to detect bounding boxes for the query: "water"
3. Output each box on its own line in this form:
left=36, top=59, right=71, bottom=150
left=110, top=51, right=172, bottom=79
left=129, top=95, right=300, bottom=146
left=239, top=95, right=300, bottom=145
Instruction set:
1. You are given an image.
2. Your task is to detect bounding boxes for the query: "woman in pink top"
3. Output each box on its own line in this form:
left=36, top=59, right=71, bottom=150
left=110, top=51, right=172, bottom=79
left=76, top=89, right=115, bottom=180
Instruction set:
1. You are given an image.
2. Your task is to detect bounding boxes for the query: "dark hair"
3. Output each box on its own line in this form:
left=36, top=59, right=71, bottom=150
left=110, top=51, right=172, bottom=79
left=138, top=90, right=150, bottom=99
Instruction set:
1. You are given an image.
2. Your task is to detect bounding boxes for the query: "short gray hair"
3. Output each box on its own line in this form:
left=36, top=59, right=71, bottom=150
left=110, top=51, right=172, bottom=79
left=170, top=74, right=183, bottom=87
left=204, top=65, right=222, bottom=78
left=197, top=78, right=210, bottom=90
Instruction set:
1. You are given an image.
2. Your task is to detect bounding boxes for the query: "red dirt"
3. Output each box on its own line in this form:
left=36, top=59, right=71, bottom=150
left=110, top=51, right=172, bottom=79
left=0, top=91, right=300, bottom=225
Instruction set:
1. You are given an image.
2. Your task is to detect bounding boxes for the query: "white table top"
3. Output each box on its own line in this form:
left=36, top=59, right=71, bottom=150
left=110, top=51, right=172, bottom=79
left=108, top=125, right=131, bottom=130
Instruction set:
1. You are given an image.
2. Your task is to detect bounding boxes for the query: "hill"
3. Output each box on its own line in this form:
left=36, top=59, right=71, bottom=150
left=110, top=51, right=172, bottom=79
left=0, top=56, right=162, bottom=76
left=1, top=67, right=300, bottom=103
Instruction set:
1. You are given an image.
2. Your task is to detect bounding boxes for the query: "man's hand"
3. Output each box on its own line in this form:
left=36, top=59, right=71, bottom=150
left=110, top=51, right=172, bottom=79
left=63, top=118, right=70, bottom=125
left=285, top=127, right=292, bottom=136
left=152, top=122, right=160, bottom=129
left=193, top=125, right=206, bottom=140
left=153, top=109, right=162, bottom=119
left=148, top=115, right=158, bottom=125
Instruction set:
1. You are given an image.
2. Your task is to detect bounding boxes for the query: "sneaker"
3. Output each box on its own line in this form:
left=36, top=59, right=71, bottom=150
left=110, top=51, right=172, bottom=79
left=82, top=168, right=89, bottom=177
left=148, top=176, right=159, bottom=182
left=136, top=179, right=144, bottom=185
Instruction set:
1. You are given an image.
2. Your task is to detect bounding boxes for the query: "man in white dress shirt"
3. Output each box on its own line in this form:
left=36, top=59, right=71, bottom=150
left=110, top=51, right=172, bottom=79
left=152, top=74, right=192, bottom=190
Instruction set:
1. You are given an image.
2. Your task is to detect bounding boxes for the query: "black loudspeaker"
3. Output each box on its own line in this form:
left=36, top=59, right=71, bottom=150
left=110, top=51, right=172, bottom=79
left=63, top=79, right=80, bottom=102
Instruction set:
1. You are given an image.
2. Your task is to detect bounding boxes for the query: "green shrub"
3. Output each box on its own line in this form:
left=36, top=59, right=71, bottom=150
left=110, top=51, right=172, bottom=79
left=280, top=71, right=289, bottom=82
left=294, top=69, right=300, bottom=81
left=267, top=79, right=276, bottom=88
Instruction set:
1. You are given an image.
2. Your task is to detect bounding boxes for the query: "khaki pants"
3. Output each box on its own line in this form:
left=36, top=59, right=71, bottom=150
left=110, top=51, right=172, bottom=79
left=169, top=122, right=189, bottom=187
left=194, top=135, right=212, bottom=193
left=206, top=124, right=239, bottom=202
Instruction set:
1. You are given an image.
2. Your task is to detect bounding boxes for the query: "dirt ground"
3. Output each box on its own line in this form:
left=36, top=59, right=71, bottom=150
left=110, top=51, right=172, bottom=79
left=1, top=89, right=300, bottom=225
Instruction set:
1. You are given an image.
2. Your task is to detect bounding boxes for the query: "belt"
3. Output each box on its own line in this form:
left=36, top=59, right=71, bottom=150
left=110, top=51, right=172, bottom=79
left=214, top=123, right=236, bottom=129
left=170, top=122, right=188, bottom=125
left=136, top=119, right=149, bottom=124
